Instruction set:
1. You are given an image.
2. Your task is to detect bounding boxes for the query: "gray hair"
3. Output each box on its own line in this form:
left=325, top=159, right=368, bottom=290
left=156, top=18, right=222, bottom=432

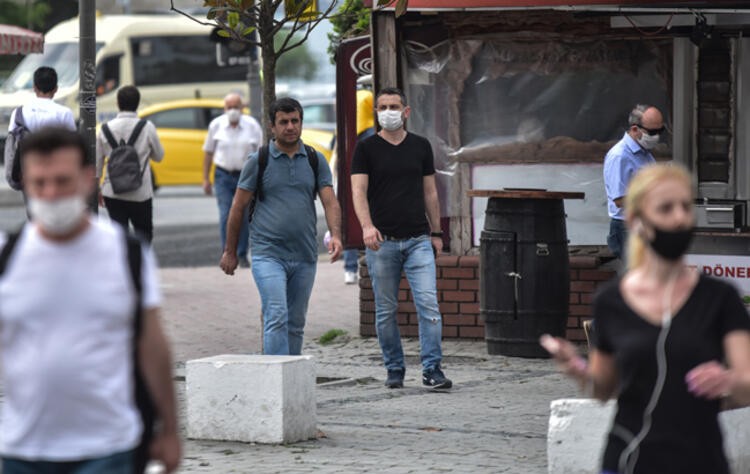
left=628, top=104, right=651, bottom=126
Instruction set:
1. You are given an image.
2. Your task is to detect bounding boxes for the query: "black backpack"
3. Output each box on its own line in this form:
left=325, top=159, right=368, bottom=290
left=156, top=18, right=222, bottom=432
left=8, top=107, right=30, bottom=191
left=102, top=119, right=149, bottom=194
left=248, top=144, right=319, bottom=223
left=0, top=230, right=155, bottom=474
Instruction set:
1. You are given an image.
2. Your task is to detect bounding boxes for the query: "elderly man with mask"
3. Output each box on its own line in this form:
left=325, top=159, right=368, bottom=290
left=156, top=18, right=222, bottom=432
left=603, top=104, right=664, bottom=262
left=203, top=93, right=262, bottom=267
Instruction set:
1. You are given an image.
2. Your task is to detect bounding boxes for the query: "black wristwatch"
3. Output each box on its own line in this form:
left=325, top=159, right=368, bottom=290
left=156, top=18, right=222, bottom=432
left=430, top=231, right=443, bottom=237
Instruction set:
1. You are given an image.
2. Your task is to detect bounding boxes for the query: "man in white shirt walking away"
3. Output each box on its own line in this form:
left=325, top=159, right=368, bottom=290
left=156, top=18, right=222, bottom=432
left=96, top=86, right=164, bottom=242
left=0, top=128, right=180, bottom=473
left=4, top=66, right=76, bottom=190
left=203, top=93, right=262, bottom=268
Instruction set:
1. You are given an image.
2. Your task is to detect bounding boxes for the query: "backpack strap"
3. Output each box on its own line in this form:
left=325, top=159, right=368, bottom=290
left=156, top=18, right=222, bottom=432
left=101, top=122, right=119, bottom=149
left=0, top=230, right=22, bottom=276
left=255, top=145, right=269, bottom=202
left=304, top=144, right=319, bottom=200
left=127, top=119, right=148, bottom=147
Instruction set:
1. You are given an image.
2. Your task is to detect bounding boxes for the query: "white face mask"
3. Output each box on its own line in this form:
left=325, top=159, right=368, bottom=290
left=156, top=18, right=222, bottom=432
left=28, top=195, right=87, bottom=236
left=637, top=132, right=660, bottom=150
left=226, top=108, right=242, bottom=123
left=377, top=110, right=404, bottom=131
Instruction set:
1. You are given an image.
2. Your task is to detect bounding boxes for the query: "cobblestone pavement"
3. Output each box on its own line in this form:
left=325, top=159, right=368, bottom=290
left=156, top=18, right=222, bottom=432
left=157, top=260, right=579, bottom=473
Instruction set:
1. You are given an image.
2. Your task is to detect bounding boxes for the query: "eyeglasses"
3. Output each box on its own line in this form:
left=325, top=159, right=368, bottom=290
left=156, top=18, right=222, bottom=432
left=636, top=124, right=665, bottom=136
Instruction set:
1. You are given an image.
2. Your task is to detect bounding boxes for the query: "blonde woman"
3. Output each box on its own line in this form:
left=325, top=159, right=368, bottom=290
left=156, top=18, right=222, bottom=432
left=542, top=162, right=750, bottom=474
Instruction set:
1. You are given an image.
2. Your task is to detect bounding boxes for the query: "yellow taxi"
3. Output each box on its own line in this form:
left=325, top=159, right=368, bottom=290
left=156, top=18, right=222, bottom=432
left=139, top=98, right=334, bottom=187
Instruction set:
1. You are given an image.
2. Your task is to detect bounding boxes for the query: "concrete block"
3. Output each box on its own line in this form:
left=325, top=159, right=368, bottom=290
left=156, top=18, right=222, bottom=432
left=548, top=399, right=750, bottom=474
left=186, top=354, right=316, bottom=444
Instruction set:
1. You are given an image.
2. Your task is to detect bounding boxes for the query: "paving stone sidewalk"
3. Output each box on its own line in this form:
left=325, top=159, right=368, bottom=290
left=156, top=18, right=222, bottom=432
left=157, top=261, right=579, bottom=474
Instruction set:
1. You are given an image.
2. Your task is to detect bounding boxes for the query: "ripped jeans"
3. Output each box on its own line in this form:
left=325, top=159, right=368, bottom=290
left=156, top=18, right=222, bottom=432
left=366, top=235, right=443, bottom=372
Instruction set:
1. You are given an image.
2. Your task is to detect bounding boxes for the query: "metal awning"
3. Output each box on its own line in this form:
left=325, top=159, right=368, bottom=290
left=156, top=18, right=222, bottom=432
left=0, top=24, right=44, bottom=55
left=365, top=0, right=750, bottom=12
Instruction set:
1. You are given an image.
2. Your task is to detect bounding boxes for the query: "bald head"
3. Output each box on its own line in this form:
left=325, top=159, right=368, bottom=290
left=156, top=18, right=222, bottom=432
left=628, top=104, right=664, bottom=144
left=224, top=93, right=243, bottom=110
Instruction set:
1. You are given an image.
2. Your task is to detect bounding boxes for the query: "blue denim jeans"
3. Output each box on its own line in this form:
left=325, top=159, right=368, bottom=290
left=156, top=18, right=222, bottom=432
left=343, top=249, right=359, bottom=273
left=607, top=218, right=628, bottom=261
left=252, top=255, right=317, bottom=355
left=3, top=449, right=133, bottom=474
left=215, top=167, right=249, bottom=258
left=365, top=235, right=443, bottom=372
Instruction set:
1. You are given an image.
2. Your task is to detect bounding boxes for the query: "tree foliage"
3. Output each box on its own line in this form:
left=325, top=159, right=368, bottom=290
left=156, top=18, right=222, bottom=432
left=0, top=0, right=51, bottom=30
left=275, top=34, right=319, bottom=81
left=327, top=0, right=370, bottom=65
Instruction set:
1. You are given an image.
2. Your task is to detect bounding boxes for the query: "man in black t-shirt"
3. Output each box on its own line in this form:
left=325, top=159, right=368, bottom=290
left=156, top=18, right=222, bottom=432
left=351, top=87, right=451, bottom=390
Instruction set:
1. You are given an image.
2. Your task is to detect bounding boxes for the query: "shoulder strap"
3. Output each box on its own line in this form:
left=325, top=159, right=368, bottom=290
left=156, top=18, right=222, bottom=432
left=0, top=230, right=22, bottom=276
left=14, top=107, right=25, bottom=129
left=124, top=233, right=144, bottom=337
left=304, top=145, right=319, bottom=199
left=101, top=123, right=119, bottom=149
left=127, top=119, right=148, bottom=146
left=256, top=145, right=269, bottom=201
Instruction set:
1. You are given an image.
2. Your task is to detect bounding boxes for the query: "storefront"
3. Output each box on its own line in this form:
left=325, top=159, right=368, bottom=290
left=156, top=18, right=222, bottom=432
left=344, top=1, right=750, bottom=342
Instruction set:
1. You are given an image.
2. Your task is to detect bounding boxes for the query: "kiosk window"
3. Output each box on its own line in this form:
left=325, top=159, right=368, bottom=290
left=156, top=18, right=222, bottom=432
left=131, top=36, right=246, bottom=86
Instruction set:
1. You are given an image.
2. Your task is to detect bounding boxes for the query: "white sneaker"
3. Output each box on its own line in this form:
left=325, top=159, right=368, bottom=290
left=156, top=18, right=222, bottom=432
left=344, top=271, right=357, bottom=285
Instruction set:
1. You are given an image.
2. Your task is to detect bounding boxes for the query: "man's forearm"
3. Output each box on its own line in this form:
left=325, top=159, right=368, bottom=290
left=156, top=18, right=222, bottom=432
left=139, top=309, right=179, bottom=434
left=324, top=201, right=342, bottom=240
left=352, top=188, right=373, bottom=229
left=425, top=190, right=441, bottom=232
left=203, top=152, right=213, bottom=181
left=224, top=200, right=245, bottom=253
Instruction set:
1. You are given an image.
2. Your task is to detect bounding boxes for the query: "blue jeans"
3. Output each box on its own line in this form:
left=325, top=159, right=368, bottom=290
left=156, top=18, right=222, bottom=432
left=607, top=218, right=628, bottom=260
left=252, top=255, right=317, bottom=355
left=365, top=235, right=443, bottom=372
left=215, top=167, right=249, bottom=258
left=343, top=249, right=358, bottom=273
left=3, top=449, right=133, bottom=474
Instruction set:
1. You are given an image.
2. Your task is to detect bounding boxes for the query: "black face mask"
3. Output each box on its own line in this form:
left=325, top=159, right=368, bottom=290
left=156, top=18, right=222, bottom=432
left=641, top=218, right=694, bottom=261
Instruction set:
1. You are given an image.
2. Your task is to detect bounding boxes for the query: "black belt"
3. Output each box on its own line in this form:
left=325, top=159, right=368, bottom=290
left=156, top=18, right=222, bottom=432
left=215, top=165, right=242, bottom=176
left=381, top=233, right=427, bottom=241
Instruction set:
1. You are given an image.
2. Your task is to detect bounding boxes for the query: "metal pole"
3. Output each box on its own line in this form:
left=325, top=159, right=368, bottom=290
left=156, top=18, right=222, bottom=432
left=247, top=37, right=263, bottom=138
left=79, top=0, right=97, bottom=212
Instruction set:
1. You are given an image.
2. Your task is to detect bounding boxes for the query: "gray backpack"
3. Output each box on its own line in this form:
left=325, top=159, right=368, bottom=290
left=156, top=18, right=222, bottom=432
left=102, top=119, right=148, bottom=194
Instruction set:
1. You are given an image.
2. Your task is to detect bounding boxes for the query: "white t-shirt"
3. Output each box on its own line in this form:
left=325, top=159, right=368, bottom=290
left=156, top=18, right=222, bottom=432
left=0, top=218, right=161, bottom=461
left=202, top=114, right=262, bottom=171
left=8, top=97, right=76, bottom=133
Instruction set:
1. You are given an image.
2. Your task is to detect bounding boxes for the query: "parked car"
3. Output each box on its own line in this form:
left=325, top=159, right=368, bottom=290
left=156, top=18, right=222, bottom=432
left=139, top=98, right=333, bottom=187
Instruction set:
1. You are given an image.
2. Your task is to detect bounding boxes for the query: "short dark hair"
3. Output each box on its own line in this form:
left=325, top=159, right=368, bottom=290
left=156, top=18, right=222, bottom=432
left=376, top=87, right=407, bottom=106
left=117, top=85, right=140, bottom=112
left=269, top=97, right=303, bottom=125
left=20, top=127, right=88, bottom=167
left=33, top=67, right=58, bottom=94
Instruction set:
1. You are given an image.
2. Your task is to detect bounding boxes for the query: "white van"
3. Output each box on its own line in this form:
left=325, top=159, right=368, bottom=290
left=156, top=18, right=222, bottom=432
left=0, top=13, right=250, bottom=138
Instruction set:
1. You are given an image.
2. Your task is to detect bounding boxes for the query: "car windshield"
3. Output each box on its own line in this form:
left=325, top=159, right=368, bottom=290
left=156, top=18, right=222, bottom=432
left=2, top=42, right=102, bottom=92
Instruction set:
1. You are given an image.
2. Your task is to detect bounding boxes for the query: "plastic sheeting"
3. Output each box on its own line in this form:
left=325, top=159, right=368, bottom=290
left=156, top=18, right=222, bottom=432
left=402, top=36, right=672, bottom=244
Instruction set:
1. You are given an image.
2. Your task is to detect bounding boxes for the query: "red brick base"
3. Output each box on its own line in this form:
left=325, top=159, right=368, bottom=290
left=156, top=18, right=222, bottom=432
left=359, top=254, right=616, bottom=344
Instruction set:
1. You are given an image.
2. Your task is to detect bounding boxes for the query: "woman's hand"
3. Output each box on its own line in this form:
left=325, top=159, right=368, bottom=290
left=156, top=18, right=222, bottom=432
left=686, top=361, right=734, bottom=400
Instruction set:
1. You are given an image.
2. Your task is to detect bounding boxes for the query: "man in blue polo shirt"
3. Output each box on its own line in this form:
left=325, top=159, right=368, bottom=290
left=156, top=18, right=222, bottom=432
left=220, top=97, right=343, bottom=355
left=603, top=104, right=664, bottom=261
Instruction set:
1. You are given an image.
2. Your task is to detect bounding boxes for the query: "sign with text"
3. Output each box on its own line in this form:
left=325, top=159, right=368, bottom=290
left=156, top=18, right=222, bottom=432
left=685, top=254, right=750, bottom=305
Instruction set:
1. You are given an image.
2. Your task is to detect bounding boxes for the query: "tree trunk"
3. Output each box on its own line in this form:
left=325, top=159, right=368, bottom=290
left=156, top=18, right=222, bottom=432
left=261, top=45, right=276, bottom=141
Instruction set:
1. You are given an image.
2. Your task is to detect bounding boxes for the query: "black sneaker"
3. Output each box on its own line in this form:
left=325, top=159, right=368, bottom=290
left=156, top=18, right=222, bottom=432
left=385, top=368, right=405, bottom=389
left=422, top=366, right=452, bottom=389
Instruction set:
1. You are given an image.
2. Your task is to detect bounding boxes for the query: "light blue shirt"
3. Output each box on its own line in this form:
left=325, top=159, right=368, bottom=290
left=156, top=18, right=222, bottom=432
left=238, top=140, right=332, bottom=262
left=603, top=133, right=655, bottom=220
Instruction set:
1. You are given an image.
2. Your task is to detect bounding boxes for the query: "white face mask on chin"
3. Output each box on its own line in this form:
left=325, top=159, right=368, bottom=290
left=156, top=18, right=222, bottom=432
left=27, top=195, right=87, bottom=236
left=377, top=110, right=404, bottom=131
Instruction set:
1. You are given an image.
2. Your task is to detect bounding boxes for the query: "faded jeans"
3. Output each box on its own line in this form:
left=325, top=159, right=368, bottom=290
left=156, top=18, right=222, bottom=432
left=252, top=255, right=317, bottom=355
left=365, top=235, right=443, bottom=372
left=3, top=449, right=133, bottom=474
left=343, top=249, right=359, bottom=273
left=215, top=167, right=249, bottom=258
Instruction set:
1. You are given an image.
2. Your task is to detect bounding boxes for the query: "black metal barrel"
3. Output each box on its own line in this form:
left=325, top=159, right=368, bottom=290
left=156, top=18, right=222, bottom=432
left=479, top=195, right=570, bottom=357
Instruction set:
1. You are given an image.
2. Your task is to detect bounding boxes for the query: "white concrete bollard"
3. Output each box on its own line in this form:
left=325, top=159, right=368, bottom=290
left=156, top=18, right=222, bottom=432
left=548, top=398, right=750, bottom=474
left=186, top=354, right=316, bottom=444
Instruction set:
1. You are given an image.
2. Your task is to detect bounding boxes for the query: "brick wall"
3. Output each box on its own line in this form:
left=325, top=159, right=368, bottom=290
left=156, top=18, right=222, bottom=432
left=359, top=254, right=616, bottom=344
